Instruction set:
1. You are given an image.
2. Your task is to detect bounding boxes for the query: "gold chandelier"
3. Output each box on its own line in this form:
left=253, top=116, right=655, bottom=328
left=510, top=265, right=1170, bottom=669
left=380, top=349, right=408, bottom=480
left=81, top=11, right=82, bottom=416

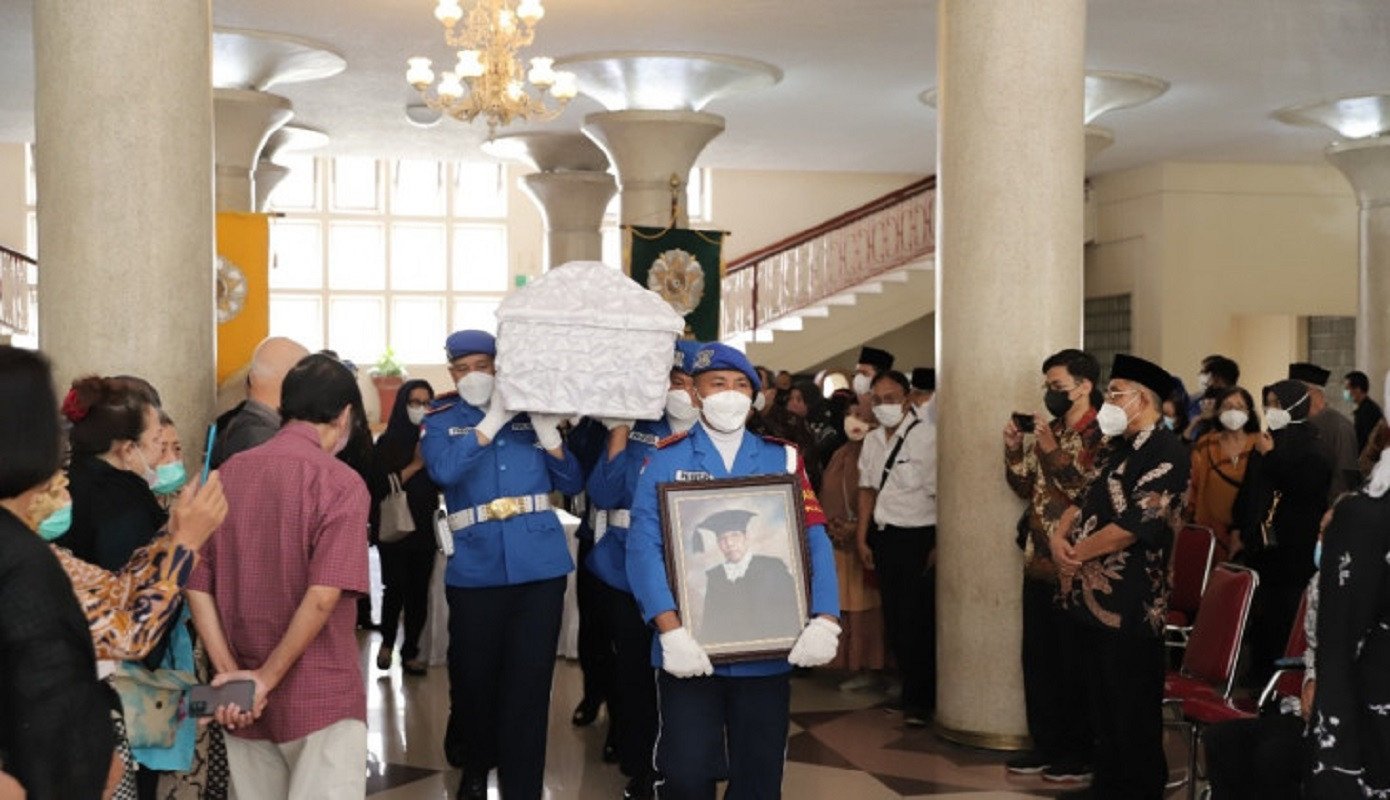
left=406, top=0, right=578, bottom=134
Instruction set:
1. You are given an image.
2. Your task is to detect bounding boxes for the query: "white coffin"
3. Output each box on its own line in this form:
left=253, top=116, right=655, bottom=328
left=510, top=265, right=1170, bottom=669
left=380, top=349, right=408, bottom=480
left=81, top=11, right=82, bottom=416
left=496, top=261, right=685, bottom=420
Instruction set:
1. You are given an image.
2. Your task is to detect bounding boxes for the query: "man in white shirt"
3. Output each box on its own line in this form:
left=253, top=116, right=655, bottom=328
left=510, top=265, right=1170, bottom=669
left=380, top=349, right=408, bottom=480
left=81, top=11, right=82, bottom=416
left=854, top=369, right=938, bottom=726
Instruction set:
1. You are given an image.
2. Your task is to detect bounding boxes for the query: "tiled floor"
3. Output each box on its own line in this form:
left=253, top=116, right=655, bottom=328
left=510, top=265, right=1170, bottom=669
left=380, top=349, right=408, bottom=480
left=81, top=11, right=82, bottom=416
left=357, top=631, right=1196, bottom=799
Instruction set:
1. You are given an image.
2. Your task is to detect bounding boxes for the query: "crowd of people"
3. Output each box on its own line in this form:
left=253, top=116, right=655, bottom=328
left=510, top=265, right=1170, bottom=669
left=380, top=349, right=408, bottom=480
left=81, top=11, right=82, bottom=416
left=1004, top=349, right=1390, bottom=799
left=3, top=327, right=1389, bottom=800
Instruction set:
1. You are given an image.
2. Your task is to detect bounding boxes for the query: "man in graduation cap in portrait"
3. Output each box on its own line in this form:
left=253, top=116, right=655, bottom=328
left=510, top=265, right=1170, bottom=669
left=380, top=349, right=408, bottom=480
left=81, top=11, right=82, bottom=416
left=695, top=509, right=803, bottom=646
left=1050, top=353, right=1190, bottom=800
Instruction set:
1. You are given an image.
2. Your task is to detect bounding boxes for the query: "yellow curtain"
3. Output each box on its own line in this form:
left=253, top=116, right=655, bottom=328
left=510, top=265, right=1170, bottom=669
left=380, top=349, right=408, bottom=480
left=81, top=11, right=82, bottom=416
left=215, top=213, right=270, bottom=383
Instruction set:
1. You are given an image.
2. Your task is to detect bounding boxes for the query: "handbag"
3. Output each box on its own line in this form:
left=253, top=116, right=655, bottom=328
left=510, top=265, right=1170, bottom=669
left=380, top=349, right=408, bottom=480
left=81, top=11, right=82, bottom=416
left=378, top=473, right=415, bottom=544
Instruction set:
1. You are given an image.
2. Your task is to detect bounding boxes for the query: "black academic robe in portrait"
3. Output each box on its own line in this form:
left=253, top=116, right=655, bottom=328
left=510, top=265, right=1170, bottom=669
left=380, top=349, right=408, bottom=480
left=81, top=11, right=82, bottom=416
left=699, top=554, right=803, bottom=645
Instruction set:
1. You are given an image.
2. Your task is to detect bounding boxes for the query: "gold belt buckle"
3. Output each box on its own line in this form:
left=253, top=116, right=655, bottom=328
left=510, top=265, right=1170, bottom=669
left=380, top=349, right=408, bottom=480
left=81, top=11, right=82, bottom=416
left=486, top=496, right=522, bottom=521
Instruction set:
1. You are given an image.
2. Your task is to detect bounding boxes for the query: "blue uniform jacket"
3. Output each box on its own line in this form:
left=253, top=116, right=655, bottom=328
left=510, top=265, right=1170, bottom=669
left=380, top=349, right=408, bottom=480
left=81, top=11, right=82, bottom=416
left=421, top=394, right=584, bottom=588
left=626, top=423, right=839, bottom=678
left=584, top=418, right=673, bottom=592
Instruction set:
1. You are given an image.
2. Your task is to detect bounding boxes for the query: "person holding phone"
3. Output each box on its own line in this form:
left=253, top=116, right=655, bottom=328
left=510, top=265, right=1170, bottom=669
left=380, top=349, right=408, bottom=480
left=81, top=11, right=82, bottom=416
left=1002, top=348, right=1104, bottom=782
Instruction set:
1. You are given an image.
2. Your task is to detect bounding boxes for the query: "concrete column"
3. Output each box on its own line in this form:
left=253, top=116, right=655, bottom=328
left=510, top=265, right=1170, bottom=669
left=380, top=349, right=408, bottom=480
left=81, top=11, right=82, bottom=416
left=583, top=110, right=724, bottom=228
left=253, top=160, right=289, bottom=212
left=214, top=88, right=292, bottom=212
left=34, top=0, right=216, bottom=445
left=1326, top=138, right=1390, bottom=392
left=522, top=171, right=617, bottom=269
left=935, top=0, right=1086, bottom=747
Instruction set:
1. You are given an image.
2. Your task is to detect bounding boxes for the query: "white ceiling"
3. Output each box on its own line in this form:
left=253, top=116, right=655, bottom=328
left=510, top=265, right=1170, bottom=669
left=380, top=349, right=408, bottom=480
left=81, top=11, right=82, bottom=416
left=2, top=0, right=1389, bottom=175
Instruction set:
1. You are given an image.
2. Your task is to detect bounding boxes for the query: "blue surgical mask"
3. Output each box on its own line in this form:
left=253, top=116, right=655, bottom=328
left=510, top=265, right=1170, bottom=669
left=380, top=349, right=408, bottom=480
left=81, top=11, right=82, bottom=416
left=151, top=461, right=187, bottom=496
left=1313, top=540, right=1323, bottom=570
left=37, top=503, right=73, bottom=542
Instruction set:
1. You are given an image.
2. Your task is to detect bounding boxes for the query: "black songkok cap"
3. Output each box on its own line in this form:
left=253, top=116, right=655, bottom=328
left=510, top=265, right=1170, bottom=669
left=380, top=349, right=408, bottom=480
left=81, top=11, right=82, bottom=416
left=1110, top=354, right=1175, bottom=400
left=857, top=347, right=894, bottom=373
left=911, top=368, right=936, bottom=392
left=1288, top=362, right=1331, bottom=386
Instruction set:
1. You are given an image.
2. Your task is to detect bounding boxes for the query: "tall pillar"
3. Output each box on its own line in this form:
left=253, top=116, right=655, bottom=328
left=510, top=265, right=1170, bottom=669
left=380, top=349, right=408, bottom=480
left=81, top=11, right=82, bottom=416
left=935, top=0, right=1086, bottom=747
left=522, top=172, right=617, bottom=268
left=34, top=0, right=216, bottom=443
left=583, top=110, right=724, bottom=228
left=1325, top=139, right=1390, bottom=391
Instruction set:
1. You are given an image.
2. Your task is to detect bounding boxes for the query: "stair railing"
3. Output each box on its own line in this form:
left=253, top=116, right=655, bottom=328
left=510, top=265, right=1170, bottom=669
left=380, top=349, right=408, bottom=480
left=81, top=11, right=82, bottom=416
left=0, top=244, right=33, bottom=336
left=721, top=176, right=935, bottom=339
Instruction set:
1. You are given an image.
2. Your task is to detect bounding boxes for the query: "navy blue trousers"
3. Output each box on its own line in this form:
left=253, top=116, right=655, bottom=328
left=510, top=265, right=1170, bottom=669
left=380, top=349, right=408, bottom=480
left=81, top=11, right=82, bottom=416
left=655, top=671, right=790, bottom=800
left=446, top=576, right=566, bottom=800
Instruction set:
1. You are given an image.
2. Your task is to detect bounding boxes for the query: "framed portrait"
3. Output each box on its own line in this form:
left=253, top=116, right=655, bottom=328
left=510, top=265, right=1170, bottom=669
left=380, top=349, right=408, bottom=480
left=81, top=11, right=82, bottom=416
left=658, top=474, right=810, bottom=664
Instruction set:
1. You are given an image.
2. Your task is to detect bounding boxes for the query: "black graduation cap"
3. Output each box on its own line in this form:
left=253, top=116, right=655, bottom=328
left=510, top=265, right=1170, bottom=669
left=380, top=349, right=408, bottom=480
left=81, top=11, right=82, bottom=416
left=691, top=509, right=755, bottom=554
left=857, top=347, right=894, bottom=373
left=1110, top=354, right=1175, bottom=399
left=1288, top=362, right=1331, bottom=386
left=911, top=367, right=936, bottom=392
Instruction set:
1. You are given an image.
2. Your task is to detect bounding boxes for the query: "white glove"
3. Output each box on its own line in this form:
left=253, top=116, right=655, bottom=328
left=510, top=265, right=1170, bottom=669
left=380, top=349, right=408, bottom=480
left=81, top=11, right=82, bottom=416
left=658, top=627, right=714, bottom=678
left=788, top=617, right=841, bottom=668
left=474, top=385, right=516, bottom=441
left=600, top=417, right=635, bottom=431
left=530, top=413, right=564, bottom=451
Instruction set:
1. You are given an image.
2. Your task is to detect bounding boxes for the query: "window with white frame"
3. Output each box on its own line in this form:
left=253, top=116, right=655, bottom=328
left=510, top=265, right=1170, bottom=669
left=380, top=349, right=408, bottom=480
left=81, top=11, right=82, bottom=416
left=268, top=156, right=510, bottom=365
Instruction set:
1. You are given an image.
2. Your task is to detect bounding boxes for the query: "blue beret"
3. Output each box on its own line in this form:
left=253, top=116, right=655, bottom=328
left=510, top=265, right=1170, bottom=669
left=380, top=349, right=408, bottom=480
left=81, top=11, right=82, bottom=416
left=690, top=342, right=761, bottom=391
left=445, top=330, right=496, bottom=360
left=673, top=340, right=704, bottom=374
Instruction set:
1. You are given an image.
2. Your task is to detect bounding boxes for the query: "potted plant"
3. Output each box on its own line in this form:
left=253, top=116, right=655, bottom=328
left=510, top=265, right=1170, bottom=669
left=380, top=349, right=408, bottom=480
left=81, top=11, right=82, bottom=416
left=371, top=347, right=407, bottom=423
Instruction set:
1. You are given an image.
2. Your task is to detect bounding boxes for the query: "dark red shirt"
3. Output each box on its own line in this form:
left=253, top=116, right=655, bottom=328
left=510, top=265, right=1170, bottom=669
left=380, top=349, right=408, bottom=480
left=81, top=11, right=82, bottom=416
left=188, top=422, right=370, bottom=743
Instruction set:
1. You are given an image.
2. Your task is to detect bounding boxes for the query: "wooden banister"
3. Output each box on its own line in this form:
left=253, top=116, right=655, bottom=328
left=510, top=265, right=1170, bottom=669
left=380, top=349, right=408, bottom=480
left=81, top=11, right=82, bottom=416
left=0, top=244, right=35, bottom=265
left=725, top=175, right=934, bottom=274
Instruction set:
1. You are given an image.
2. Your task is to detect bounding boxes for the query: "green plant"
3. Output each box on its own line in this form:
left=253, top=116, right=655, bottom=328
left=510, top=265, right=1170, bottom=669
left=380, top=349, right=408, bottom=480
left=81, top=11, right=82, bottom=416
left=371, top=346, right=406, bottom=378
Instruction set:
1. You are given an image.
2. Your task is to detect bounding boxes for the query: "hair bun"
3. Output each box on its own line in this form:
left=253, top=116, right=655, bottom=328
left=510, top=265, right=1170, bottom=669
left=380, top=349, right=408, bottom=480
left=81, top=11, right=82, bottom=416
left=63, top=376, right=105, bottom=424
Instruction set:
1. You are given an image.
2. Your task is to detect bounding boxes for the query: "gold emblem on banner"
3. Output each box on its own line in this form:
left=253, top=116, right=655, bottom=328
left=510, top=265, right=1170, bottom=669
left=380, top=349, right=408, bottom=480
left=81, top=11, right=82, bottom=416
left=647, top=248, right=705, bottom=315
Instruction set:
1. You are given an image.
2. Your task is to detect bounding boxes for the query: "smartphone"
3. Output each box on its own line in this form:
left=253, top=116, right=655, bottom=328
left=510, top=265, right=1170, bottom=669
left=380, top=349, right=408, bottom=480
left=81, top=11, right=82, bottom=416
left=200, top=422, right=217, bottom=485
left=188, top=679, right=255, bottom=717
left=1011, top=412, right=1036, bottom=434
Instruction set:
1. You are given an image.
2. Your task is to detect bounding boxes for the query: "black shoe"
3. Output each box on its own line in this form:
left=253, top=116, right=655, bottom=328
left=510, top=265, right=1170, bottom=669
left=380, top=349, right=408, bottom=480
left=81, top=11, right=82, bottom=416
left=1054, top=789, right=1094, bottom=800
left=443, top=723, right=464, bottom=769
left=572, top=696, right=602, bottom=727
left=623, top=776, right=656, bottom=799
left=1004, top=750, right=1050, bottom=774
left=458, top=771, right=488, bottom=800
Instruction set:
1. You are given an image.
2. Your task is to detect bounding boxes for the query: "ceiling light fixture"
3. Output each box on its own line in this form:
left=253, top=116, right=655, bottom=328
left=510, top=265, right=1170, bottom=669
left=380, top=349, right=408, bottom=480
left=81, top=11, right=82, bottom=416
left=406, top=0, right=577, bottom=135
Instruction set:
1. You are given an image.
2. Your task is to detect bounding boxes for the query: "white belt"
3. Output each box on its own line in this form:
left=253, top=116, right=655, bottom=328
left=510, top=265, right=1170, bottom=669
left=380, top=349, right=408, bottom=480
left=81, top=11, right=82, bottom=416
left=448, top=494, right=551, bottom=531
left=587, top=508, right=632, bottom=543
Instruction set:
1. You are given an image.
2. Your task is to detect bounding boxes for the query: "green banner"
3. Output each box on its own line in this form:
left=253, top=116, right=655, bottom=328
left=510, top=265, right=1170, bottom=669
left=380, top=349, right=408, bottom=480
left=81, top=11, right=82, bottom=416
left=626, top=225, right=726, bottom=341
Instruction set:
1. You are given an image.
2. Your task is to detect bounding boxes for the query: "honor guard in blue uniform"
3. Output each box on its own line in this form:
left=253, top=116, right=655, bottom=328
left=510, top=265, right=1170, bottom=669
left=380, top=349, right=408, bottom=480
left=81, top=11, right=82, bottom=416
left=626, top=342, right=842, bottom=799
left=585, top=339, right=704, bottom=799
left=420, top=329, right=584, bottom=800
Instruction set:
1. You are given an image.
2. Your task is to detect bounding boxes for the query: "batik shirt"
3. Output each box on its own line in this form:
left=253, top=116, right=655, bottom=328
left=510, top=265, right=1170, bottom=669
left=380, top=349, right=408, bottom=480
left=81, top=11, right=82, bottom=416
left=1004, top=408, right=1104, bottom=582
left=1058, top=427, right=1189, bottom=637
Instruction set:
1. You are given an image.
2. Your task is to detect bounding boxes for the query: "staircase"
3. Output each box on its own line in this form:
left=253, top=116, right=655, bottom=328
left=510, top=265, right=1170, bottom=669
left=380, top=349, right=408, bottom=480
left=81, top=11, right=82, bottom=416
left=721, top=178, right=935, bottom=373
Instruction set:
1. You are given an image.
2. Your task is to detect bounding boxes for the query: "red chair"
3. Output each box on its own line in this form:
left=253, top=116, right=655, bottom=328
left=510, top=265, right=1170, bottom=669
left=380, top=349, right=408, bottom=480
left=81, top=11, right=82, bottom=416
left=1163, top=563, right=1259, bottom=798
left=1181, top=586, right=1311, bottom=722
left=1166, top=524, right=1217, bottom=650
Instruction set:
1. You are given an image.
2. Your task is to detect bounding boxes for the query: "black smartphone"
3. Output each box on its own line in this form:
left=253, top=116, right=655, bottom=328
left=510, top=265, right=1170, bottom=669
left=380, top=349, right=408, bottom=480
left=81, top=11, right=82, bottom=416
left=1011, top=412, right=1036, bottom=434
left=188, top=680, right=255, bottom=717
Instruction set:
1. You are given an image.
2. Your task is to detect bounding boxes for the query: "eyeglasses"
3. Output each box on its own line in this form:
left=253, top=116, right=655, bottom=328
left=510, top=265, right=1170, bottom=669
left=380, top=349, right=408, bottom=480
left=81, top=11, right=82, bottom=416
left=1104, top=389, right=1138, bottom=402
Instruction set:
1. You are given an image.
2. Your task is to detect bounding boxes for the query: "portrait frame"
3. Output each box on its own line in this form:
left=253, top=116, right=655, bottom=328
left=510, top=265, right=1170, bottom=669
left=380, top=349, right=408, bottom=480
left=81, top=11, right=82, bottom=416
left=658, top=474, right=810, bottom=664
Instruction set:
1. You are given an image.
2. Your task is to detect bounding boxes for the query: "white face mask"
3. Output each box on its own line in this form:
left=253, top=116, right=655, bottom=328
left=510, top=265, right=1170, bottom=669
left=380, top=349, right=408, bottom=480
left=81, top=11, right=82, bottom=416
left=665, top=389, right=700, bottom=423
left=844, top=416, right=872, bottom=442
left=1197, top=372, right=1211, bottom=390
left=753, top=391, right=768, bottom=413
left=1265, top=392, right=1309, bottom=431
left=700, top=390, right=753, bottom=433
left=457, top=372, right=494, bottom=407
left=872, top=403, right=905, bottom=428
left=852, top=373, right=872, bottom=396
left=407, top=406, right=427, bottom=426
left=1218, top=409, right=1249, bottom=432
left=1096, top=401, right=1132, bottom=437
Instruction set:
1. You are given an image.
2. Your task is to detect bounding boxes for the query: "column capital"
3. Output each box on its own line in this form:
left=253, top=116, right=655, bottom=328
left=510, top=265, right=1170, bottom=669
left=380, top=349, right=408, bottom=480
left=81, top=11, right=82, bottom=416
left=520, top=170, right=617, bottom=233
left=583, top=110, right=724, bottom=227
left=482, top=131, right=610, bottom=173
left=1326, top=137, right=1390, bottom=208
left=214, top=88, right=293, bottom=212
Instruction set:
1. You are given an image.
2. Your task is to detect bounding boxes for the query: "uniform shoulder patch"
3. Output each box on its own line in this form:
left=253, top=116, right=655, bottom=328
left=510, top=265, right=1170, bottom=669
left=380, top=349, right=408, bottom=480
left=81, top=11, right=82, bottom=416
left=425, top=400, right=457, bottom=416
left=656, top=431, right=691, bottom=449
